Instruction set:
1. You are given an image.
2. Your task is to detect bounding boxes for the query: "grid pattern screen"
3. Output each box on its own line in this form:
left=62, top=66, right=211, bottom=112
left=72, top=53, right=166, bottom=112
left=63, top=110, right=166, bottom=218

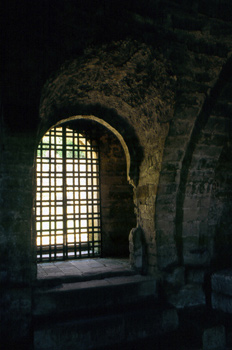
left=36, top=126, right=101, bottom=262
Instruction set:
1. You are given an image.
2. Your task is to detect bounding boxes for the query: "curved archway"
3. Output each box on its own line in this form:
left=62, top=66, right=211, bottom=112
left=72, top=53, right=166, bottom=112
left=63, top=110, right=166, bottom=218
left=155, top=56, right=232, bottom=270
left=37, top=40, right=175, bottom=272
left=54, top=115, right=132, bottom=185
left=35, top=123, right=102, bottom=261
left=34, top=115, right=136, bottom=262
left=38, top=105, right=143, bottom=188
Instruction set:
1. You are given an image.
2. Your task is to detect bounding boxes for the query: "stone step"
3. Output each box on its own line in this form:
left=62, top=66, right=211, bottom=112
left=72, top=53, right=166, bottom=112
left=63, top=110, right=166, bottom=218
left=33, top=274, right=157, bottom=319
left=35, top=266, right=137, bottom=288
left=33, top=274, right=178, bottom=350
left=34, top=300, right=178, bottom=350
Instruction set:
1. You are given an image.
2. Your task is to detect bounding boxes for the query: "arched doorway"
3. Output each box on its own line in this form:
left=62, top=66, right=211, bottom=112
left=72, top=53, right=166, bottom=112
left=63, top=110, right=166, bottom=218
left=36, top=123, right=101, bottom=261
left=34, top=116, right=136, bottom=263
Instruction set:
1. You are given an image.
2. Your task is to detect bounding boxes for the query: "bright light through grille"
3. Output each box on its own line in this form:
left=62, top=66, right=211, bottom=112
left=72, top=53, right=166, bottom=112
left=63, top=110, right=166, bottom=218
left=35, top=125, right=101, bottom=262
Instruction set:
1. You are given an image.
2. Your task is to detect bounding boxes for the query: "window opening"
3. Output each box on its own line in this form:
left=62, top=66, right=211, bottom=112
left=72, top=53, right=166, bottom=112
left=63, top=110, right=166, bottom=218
left=36, top=125, right=101, bottom=262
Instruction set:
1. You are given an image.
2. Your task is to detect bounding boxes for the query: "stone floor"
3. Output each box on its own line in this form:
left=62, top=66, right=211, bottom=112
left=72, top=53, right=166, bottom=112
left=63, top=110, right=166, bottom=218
left=37, top=257, right=134, bottom=281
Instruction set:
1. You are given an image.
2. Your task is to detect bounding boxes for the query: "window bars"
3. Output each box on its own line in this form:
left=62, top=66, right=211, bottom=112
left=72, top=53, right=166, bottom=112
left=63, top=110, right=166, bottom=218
left=36, top=125, right=101, bottom=262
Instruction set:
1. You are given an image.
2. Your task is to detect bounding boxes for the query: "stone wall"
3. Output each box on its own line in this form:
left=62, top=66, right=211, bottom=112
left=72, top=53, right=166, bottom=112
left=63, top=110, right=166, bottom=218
left=1, top=0, right=232, bottom=347
left=155, top=39, right=232, bottom=306
left=0, top=129, right=36, bottom=347
left=99, top=125, right=136, bottom=257
left=38, top=40, right=175, bottom=274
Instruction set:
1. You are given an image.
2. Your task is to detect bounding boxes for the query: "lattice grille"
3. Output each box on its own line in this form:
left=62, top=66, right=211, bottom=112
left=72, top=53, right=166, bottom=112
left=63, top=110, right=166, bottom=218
left=36, top=125, right=101, bottom=262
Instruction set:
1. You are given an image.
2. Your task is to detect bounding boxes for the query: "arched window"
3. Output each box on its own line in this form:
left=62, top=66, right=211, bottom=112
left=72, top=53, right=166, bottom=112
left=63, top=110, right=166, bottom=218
left=35, top=124, right=101, bottom=262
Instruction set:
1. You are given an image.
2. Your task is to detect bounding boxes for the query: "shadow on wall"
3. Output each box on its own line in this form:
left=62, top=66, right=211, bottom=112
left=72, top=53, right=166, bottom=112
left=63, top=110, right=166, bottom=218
left=212, top=143, right=232, bottom=270
left=214, top=206, right=232, bottom=270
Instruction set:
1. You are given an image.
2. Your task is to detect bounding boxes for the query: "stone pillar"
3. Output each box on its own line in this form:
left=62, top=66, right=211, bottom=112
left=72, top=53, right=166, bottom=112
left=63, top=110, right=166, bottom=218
left=1, top=131, right=36, bottom=349
left=129, top=225, right=147, bottom=274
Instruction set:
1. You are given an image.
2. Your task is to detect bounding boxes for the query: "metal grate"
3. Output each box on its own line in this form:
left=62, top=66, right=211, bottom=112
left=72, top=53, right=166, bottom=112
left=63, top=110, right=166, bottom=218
left=35, top=125, right=101, bottom=262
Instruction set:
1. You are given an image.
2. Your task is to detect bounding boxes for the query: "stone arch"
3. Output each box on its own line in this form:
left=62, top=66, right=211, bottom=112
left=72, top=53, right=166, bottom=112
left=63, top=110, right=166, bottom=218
left=37, top=40, right=175, bottom=272
left=34, top=113, right=137, bottom=261
left=43, top=114, right=135, bottom=187
left=38, top=101, right=144, bottom=189
left=38, top=40, right=175, bottom=187
left=156, top=55, right=232, bottom=270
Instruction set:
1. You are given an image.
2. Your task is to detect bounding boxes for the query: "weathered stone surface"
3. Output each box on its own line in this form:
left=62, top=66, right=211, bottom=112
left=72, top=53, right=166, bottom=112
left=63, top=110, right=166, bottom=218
left=129, top=226, right=146, bottom=272
left=212, top=292, right=232, bottom=314
left=34, top=274, right=157, bottom=317
left=187, top=269, right=205, bottom=284
left=164, top=267, right=185, bottom=288
left=2, top=0, right=232, bottom=347
left=167, top=284, right=206, bottom=309
left=99, top=126, right=136, bottom=257
left=1, top=288, right=32, bottom=346
left=161, top=308, right=179, bottom=332
left=157, top=245, right=179, bottom=270
left=183, top=236, right=210, bottom=267
left=202, top=325, right=226, bottom=350
left=34, top=303, right=178, bottom=350
left=212, top=269, right=232, bottom=296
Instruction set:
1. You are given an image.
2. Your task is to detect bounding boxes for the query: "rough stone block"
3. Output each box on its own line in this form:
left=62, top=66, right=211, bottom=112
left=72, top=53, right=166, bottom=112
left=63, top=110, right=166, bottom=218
left=204, top=115, right=227, bottom=135
left=212, top=292, right=232, bottom=314
left=162, top=148, right=184, bottom=162
left=228, top=325, right=232, bottom=347
left=211, top=269, right=232, bottom=296
left=164, top=135, right=189, bottom=150
left=34, top=315, right=125, bottom=350
left=182, top=221, right=200, bottom=237
left=199, top=132, right=227, bottom=147
left=187, top=269, right=205, bottom=284
left=169, top=119, right=194, bottom=136
left=157, top=183, right=178, bottom=195
left=156, top=229, right=176, bottom=247
left=194, top=144, right=222, bottom=158
left=161, top=308, right=179, bottom=332
left=136, top=185, right=149, bottom=204
left=147, top=264, right=158, bottom=275
left=1, top=288, right=32, bottom=345
left=183, top=207, right=199, bottom=221
left=188, top=170, right=215, bottom=184
left=167, top=284, right=205, bottom=309
left=202, top=325, right=226, bottom=350
left=182, top=196, right=199, bottom=209
left=155, top=218, right=175, bottom=231
left=157, top=250, right=179, bottom=270
left=158, top=170, right=180, bottom=183
left=162, top=161, right=182, bottom=173
left=174, top=105, right=202, bottom=120
left=164, top=266, right=185, bottom=288
left=183, top=238, right=210, bottom=267
left=129, top=226, right=146, bottom=272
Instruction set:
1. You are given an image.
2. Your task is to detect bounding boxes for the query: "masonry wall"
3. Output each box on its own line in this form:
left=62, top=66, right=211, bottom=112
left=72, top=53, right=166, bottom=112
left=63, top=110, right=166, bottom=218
left=0, top=129, right=36, bottom=348
left=99, top=126, right=136, bottom=257
left=1, top=0, right=232, bottom=347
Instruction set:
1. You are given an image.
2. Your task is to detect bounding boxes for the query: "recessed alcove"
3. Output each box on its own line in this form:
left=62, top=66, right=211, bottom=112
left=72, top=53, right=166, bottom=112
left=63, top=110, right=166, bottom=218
left=34, top=117, right=136, bottom=274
